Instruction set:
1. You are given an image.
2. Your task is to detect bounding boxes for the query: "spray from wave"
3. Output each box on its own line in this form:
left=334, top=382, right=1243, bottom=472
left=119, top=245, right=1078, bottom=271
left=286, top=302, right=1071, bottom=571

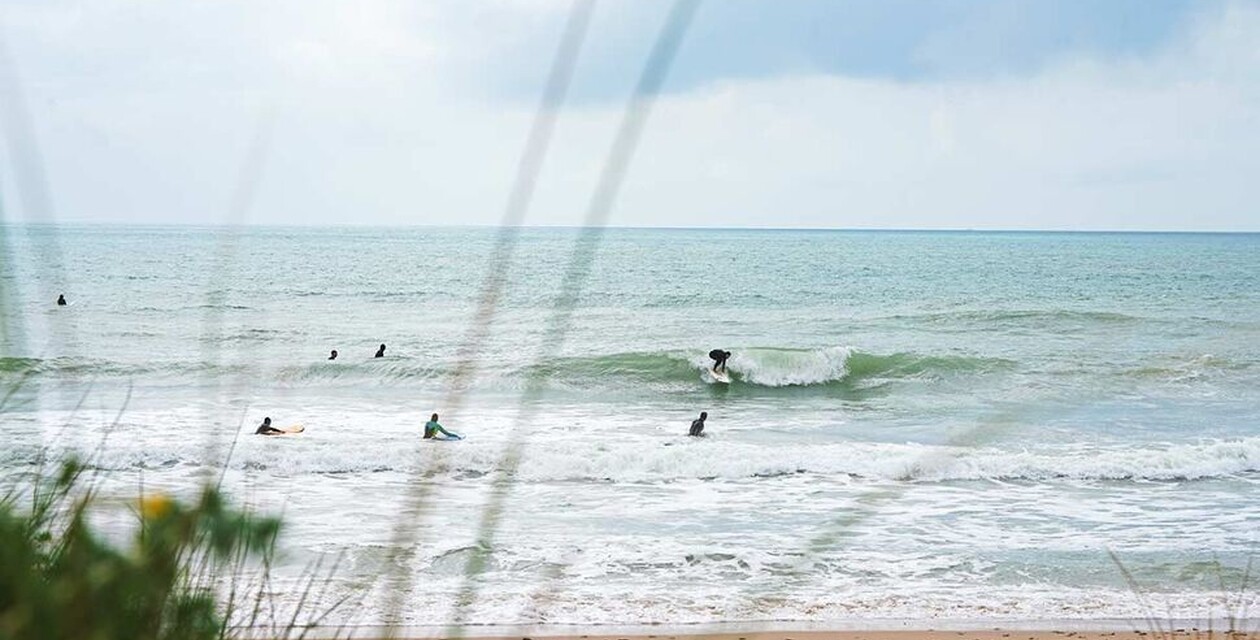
left=525, top=346, right=1011, bottom=390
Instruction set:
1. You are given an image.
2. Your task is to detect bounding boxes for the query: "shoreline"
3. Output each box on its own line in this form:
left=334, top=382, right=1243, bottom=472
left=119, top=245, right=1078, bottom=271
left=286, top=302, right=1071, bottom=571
left=275, top=620, right=1260, bottom=640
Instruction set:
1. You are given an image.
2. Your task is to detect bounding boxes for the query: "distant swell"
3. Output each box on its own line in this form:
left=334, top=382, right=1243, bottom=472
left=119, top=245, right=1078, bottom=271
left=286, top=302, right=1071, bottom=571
left=881, top=309, right=1146, bottom=327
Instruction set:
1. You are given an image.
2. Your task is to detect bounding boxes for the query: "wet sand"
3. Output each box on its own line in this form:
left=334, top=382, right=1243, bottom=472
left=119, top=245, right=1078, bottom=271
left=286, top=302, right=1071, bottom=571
left=327, top=626, right=1255, bottom=640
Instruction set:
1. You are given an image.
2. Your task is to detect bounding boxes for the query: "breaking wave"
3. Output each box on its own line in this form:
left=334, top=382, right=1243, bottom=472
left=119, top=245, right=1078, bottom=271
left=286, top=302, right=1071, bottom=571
left=0, top=347, right=1011, bottom=390
left=535, top=347, right=1013, bottom=388
left=10, top=432, right=1257, bottom=484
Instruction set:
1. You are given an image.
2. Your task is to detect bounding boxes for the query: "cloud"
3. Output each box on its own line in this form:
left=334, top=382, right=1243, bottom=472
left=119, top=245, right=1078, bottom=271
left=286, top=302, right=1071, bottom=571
left=483, top=0, right=1204, bottom=101
left=1, top=1, right=1257, bottom=230
left=482, top=1, right=1260, bottom=230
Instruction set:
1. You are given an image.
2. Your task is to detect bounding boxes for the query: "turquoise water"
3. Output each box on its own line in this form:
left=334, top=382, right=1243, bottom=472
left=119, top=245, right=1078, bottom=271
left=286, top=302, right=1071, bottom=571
left=3, top=226, right=1258, bottom=624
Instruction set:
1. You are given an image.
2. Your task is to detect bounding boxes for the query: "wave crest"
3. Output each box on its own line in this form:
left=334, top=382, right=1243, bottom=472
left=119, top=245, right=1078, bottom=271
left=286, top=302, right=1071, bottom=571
left=531, top=347, right=1009, bottom=389
left=1, top=347, right=1011, bottom=390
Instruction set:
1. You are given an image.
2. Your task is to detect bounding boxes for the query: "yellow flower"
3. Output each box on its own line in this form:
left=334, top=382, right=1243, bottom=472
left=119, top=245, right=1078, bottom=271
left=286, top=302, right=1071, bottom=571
left=140, top=493, right=174, bottom=520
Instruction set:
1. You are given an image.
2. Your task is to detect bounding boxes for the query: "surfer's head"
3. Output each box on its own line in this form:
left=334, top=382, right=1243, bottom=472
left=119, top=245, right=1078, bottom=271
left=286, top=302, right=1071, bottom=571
left=262, top=417, right=271, bottom=426
left=699, top=412, right=707, bottom=420
left=431, top=413, right=439, bottom=421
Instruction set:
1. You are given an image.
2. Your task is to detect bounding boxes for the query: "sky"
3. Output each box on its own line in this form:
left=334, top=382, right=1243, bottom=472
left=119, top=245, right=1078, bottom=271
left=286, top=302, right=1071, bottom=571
left=1, top=0, right=1258, bottom=231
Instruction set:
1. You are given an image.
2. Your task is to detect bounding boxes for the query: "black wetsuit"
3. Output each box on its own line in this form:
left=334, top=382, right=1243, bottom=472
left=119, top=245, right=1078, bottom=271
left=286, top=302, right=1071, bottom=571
left=708, top=349, right=730, bottom=372
left=255, top=423, right=284, bottom=436
left=689, top=417, right=706, bottom=437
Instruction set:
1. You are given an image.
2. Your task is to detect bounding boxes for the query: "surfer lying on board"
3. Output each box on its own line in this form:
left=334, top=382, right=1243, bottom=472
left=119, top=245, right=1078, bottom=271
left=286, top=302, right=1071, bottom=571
left=689, top=411, right=707, bottom=437
left=423, top=413, right=461, bottom=439
left=709, top=349, right=731, bottom=373
left=255, top=417, right=285, bottom=436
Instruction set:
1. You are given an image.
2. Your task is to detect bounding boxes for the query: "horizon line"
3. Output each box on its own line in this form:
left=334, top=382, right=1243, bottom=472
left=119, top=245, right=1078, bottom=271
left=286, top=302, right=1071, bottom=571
left=4, top=221, right=1260, bottom=235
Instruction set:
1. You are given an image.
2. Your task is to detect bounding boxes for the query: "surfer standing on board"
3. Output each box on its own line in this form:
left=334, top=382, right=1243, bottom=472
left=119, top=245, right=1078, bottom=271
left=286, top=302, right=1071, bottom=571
left=423, top=413, right=461, bottom=440
left=709, top=349, right=731, bottom=373
left=689, top=412, right=708, bottom=437
left=254, top=417, right=285, bottom=436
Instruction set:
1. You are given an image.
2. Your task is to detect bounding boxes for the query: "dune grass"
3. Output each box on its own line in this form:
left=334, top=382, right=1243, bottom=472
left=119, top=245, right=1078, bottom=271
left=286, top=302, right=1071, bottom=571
left=0, top=458, right=287, bottom=640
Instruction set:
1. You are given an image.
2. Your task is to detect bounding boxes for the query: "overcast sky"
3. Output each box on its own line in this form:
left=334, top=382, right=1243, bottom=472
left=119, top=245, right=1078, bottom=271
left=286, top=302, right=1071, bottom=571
left=2, top=0, right=1258, bottom=230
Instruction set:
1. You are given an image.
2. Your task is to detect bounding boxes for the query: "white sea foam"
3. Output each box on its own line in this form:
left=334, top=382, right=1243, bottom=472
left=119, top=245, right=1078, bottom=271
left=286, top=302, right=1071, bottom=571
left=691, top=347, right=856, bottom=386
left=10, top=411, right=1258, bottom=483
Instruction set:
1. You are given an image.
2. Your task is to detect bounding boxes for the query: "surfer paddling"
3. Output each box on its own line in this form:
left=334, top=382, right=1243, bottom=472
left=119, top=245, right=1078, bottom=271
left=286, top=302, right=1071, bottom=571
left=254, top=417, right=285, bottom=436
left=423, top=413, right=461, bottom=440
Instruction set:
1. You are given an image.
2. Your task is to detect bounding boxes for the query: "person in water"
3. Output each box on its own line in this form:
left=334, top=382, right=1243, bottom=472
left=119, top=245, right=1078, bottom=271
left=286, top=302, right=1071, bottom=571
left=56, top=294, right=67, bottom=306
left=708, top=349, right=731, bottom=372
left=255, top=417, right=285, bottom=436
left=423, top=413, right=460, bottom=439
left=374, top=344, right=386, bottom=358
left=329, top=349, right=338, bottom=360
left=689, top=411, right=708, bottom=437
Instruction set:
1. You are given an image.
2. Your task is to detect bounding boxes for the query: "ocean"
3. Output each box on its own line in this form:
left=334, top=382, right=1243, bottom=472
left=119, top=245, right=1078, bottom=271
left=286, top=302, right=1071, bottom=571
left=2, top=225, right=1258, bottom=626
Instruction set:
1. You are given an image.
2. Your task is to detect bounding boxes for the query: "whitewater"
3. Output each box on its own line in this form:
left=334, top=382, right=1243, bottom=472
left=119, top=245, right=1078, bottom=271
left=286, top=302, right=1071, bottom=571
left=2, top=226, right=1258, bottom=626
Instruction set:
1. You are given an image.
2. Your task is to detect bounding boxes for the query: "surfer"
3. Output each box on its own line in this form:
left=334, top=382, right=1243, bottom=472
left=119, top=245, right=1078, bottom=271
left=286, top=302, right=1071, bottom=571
left=423, top=413, right=460, bottom=440
left=688, top=411, right=707, bottom=437
left=329, top=349, right=338, bottom=360
left=374, top=343, right=386, bottom=358
left=708, top=349, right=731, bottom=373
left=254, top=417, right=285, bottom=436
left=56, top=294, right=67, bottom=306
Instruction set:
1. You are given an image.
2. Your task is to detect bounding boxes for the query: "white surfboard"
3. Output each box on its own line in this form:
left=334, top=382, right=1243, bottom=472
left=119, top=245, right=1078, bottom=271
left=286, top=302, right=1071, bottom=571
left=278, top=424, right=305, bottom=434
left=709, top=368, right=731, bottom=384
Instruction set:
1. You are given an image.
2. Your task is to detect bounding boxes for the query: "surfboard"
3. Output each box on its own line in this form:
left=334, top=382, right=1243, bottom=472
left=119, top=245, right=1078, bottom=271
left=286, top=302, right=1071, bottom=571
left=429, top=434, right=462, bottom=441
left=279, top=424, right=305, bottom=434
left=710, top=368, right=731, bottom=384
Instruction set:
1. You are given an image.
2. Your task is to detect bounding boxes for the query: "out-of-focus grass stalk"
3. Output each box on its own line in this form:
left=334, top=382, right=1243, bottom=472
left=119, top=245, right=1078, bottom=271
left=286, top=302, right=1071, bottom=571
left=445, top=1, right=701, bottom=634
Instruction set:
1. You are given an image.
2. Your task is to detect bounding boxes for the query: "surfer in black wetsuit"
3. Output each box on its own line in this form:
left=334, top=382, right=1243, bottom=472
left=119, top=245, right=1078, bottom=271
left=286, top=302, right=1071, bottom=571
left=329, top=349, right=338, bottom=360
left=709, top=349, right=731, bottom=372
left=374, top=344, right=386, bottom=358
left=255, top=417, right=284, bottom=436
left=689, top=411, right=707, bottom=437
left=56, top=294, right=67, bottom=306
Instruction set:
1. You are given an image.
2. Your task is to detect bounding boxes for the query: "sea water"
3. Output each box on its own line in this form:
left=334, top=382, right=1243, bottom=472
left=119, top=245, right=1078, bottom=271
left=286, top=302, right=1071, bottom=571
left=2, top=226, right=1258, bottom=625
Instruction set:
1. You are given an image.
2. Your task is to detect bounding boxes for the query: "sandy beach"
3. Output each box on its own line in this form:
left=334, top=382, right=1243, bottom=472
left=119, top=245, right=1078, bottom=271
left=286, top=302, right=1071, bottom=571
left=311, top=624, right=1257, bottom=640
left=332, top=630, right=1254, bottom=640
left=436, top=633, right=1246, bottom=640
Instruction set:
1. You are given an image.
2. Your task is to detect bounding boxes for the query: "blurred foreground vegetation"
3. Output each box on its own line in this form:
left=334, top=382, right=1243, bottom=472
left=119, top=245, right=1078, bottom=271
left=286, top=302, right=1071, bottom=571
left=0, top=460, right=281, bottom=640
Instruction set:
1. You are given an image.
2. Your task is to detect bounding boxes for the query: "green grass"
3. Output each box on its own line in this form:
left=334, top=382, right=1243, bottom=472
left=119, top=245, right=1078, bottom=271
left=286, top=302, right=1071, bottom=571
left=0, top=458, right=283, bottom=640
